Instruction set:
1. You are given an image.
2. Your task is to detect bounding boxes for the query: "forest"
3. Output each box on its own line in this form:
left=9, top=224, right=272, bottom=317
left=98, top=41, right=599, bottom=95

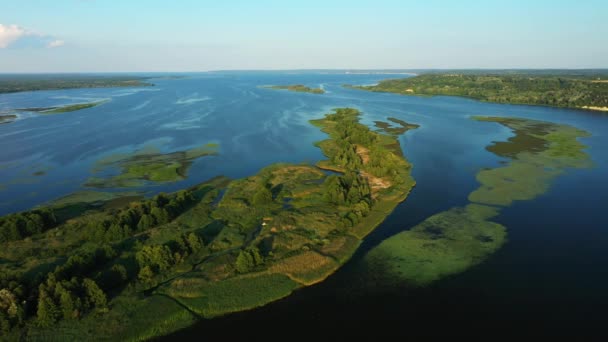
left=352, top=73, right=608, bottom=110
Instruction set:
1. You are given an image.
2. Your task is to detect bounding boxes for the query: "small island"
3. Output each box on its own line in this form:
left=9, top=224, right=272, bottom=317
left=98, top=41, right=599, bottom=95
left=349, top=73, right=608, bottom=111
left=267, top=84, right=325, bottom=94
left=0, top=108, right=417, bottom=339
left=0, top=114, right=17, bottom=124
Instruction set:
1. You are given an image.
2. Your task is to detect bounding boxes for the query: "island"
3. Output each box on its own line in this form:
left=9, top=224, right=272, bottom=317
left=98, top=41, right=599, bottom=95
left=0, top=114, right=17, bottom=124
left=349, top=73, right=608, bottom=111
left=0, top=75, right=153, bottom=94
left=267, top=84, right=325, bottom=94
left=0, top=108, right=417, bottom=340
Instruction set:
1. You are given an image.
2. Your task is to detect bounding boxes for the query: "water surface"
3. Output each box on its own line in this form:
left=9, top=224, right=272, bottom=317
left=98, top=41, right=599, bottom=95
left=1, top=72, right=607, bottom=337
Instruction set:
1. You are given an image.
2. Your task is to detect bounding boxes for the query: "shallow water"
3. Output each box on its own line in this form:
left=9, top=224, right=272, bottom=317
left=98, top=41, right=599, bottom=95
left=1, top=72, right=607, bottom=337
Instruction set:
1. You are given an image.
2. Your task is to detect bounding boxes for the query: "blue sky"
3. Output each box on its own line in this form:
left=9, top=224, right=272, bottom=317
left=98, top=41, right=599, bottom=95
left=1, top=0, right=607, bottom=72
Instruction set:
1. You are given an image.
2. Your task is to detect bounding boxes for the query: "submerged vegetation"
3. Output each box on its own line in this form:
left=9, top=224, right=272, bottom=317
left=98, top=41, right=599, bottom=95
left=363, top=116, right=592, bottom=287
left=85, top=143, right=219, bottom=188
left=267, top=84, right=325, bottom=94
left=351, top=73, right=608, bottom=111
left=0, top=108, right=417, bottom=339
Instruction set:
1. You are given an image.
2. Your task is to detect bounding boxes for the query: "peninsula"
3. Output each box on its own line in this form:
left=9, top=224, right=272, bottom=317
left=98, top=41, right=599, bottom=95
left=0, top=108, right=416, bottom=340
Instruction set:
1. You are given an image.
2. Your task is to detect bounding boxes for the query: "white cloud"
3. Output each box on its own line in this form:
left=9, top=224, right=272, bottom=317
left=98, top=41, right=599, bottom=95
left=47, top=40, right=65, bottom=48
left=0, top=24, right=65, bottom=49
left=0, top=24, right=26, bottom=48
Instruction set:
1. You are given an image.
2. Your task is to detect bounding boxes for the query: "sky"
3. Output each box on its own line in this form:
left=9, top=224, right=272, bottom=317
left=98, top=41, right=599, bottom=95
left=0, top=0, right=607, bottom=72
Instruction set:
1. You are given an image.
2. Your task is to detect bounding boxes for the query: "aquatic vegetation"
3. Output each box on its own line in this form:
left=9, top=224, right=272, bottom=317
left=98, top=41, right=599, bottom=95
left=267, top=84, right=325, bottom=94
left=363, top=116, right=592, bottom=287
left=365, top=205, right=506, bottom=286
left=85, top=143, right=219, bottom=188
left=469, top=117, right=592, bottom=206
left=374, top=117, right=420, bottom=136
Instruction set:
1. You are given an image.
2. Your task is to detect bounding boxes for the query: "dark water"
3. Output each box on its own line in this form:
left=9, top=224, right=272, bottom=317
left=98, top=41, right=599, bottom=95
left=1, top=72, right=607, bottom=338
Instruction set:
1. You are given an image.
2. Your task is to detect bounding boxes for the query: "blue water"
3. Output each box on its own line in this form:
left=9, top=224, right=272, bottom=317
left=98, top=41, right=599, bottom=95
left=1, top=72, right=607, bottom=337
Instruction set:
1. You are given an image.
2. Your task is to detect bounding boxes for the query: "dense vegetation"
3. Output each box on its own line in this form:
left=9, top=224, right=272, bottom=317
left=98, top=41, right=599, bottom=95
left=0, top=108, right=417, bottom=340
left=0, top=76, right=153, bottom=94
left=352, top=74, right=608, bottom=110
left=269, top=84, right=325, bottom=94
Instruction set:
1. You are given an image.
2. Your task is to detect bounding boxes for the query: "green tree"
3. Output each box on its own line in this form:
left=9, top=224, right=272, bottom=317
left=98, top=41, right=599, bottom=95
left=235, top=251, right=253, bottom=273
left=82, top=278, right=107, bottom=309
left=36, top=289, right=59, bottom=326
left=252, top=186, right=273, bottom=205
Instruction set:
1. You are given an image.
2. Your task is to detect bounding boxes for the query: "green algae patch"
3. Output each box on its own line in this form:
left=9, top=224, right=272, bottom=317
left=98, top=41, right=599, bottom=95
left=363, top=116, right=592, bottom=287
left=364, top=205, right=506, bottom=286
left=469, top=117, right=592, bottom=206
left=374, top=117, right=420, bottom=136
left=85, top=143, right=219, bottom=188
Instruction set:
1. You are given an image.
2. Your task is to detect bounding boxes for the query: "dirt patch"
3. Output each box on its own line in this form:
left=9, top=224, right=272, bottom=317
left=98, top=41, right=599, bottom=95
left=361, top=171, right=391, bottom=196
left=355, top=144, right=370, bottom=164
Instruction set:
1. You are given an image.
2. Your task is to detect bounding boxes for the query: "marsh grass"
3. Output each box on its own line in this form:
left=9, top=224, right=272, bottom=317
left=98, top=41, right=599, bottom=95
left=162, top=273, right=299, bottom=317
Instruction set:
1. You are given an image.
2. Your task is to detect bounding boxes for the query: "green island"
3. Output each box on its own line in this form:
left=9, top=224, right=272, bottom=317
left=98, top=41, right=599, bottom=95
left=362, top=116, right=592, bottom=287
left=85, top=143, right=219, bottom=188
left=14, top=101, right=108, bottom=115
left=350, top=73, right=608, bottom=111
left=0, top=108, right=416, bottom=340
left=268, top=84, right=325, bottom=94
left=0, top=114, right=17, bottom=124
left=40, top=101, right=108, bottom=114
left=0, top=76, right=153, bottom=94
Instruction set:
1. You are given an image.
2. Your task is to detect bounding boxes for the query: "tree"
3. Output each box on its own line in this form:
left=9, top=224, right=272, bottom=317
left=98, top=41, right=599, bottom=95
left=36, top=289, right=59, bottom=326
left=150, top=207, right=169, bottom=225
left=235, top=251, right=253, bottom=273
left=58, top=289, right=76, bottom=319
left=252, top=186, right=273, bottom=206
left=137, top=214, right=154, bottom=231
left=82, top=279, right=107, bottom=309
